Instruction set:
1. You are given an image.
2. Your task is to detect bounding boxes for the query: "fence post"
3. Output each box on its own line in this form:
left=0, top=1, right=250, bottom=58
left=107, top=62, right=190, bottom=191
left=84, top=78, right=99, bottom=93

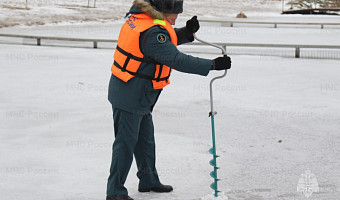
left=321, top=24, right=324, bottom=29
left=230, top=22, right=233, bottom=27
left=93, top=41, right=97, bottom=48
left=37, top=38, right=41, bottom=46
left=295, top=47, right=300, bottom=58
left=221, top=22, right=228, bottom=27
left=274, top=23, right=277, bottom=28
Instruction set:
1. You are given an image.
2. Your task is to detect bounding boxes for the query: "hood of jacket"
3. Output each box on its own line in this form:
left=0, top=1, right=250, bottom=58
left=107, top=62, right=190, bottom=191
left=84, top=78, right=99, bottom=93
left=125, top=0, right=164, bottom=19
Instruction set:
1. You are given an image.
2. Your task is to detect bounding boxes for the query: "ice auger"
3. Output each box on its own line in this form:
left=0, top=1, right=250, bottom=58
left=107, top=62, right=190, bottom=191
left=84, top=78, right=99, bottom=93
left=193, top=33, right=228, bottom=197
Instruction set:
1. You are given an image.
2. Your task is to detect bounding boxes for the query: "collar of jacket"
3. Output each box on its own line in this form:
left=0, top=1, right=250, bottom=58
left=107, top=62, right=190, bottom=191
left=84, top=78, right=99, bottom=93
left=125, top=0, right=165, bottom=19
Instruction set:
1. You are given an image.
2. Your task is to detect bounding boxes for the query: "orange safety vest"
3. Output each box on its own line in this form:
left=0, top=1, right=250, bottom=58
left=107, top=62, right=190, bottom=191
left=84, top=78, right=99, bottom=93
left=111, top=13, right=178, bottom=90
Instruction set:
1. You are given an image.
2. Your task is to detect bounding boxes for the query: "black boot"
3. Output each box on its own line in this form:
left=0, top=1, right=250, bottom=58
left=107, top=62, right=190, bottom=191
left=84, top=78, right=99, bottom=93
left=138, top=184, right=173, bottom=193
left=106, top=195, right=134, bottom=200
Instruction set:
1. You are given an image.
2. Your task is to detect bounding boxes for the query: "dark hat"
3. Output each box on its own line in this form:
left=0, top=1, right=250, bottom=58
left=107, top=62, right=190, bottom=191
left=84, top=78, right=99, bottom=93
left=150, top=0, right=184, bottom=14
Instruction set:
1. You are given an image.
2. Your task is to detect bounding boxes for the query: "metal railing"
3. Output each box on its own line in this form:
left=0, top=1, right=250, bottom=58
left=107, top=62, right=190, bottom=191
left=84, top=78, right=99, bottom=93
left=1, top=33, right=340, bottom=58
left=199, top=19, right=340, bottom=29
left=185, top=41, right=340, bottom=58
left=0, top=33, right=116, bottom=48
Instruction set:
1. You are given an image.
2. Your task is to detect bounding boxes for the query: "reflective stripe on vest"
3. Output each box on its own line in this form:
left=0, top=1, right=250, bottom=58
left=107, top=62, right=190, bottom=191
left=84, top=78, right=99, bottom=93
left=111, top=13, right=178, bottom=90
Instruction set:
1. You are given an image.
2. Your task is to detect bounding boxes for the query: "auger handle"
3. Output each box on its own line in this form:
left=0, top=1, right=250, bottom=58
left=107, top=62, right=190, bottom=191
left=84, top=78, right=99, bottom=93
left=193, top=33, right=227, bottom=55
left=193, top=33, right=228, bottom=115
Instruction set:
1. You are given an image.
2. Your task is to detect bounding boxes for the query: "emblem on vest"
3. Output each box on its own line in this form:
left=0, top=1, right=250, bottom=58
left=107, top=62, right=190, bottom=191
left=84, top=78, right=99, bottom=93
left=157, top=33, right=167, bottom=43
left=126, top=17, right=136, bottom=30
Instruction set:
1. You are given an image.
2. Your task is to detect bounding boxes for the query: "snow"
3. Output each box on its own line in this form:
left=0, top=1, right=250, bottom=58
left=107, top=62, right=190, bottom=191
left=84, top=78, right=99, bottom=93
left=1, top=42, right=339, bottom=199
left=1, top=0, right=340, bottom=200
left=0, top=0, right=339, bottom=29
left=200, top=192, right=229, bottom=200
left=0, top=0, right=286, bottom=28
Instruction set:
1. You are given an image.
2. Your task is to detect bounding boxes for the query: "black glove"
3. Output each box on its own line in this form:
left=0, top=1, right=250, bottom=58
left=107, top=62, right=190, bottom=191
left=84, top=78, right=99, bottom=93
left=212, top=55, right=232, bottom=70
left=186, top=16, right=200, bottom=34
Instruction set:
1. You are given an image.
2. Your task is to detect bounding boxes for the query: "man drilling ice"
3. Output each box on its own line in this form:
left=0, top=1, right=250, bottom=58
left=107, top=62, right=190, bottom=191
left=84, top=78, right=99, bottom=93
left=106, top=1, right=232, bottom=199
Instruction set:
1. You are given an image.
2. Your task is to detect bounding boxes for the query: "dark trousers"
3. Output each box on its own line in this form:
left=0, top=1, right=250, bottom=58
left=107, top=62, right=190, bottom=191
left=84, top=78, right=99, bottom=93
left=106, top=108, right=161, bottom=196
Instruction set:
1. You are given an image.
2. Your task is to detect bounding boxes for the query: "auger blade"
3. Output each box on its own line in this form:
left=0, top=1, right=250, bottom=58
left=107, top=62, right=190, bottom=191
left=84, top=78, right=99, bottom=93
left=210, top=171, right=217, bottom=179
left=210, top=182, right=217, bottom=190
left=209, top=148, right=215, bottom=155
left=210, top=182, right=221, bottom=191
left=209, top=159, right=216, bottom=167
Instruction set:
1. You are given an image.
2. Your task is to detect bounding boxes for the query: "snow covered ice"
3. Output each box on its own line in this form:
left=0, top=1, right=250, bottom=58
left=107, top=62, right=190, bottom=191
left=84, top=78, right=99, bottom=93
left=0, top=0, right=285, bottom=28
left=1, top=0, right=340, bottom=200
left=200, top=192, right=229, bottom=200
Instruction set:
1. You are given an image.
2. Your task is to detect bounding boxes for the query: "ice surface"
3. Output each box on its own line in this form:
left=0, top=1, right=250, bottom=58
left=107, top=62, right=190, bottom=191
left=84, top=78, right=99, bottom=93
left=1, top=0, right=333, bottom=28
left=1, top=41, right=339, bottom=199
left=200, top=192, right=229, bottom=200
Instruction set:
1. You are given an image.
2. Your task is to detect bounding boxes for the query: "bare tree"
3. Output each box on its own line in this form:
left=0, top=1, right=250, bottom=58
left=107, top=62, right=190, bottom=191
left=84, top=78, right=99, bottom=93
left=87, top=0, right=96, bottom=8
left=286, top=0, right=332, bottom=9
left=282, top=0, right=339, bottom=12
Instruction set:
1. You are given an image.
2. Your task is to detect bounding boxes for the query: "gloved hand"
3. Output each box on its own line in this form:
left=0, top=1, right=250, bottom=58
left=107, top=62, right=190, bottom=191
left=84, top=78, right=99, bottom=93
left=186, top=16, right=200, bottom=34
left=211, top=55, right=232, bottom=70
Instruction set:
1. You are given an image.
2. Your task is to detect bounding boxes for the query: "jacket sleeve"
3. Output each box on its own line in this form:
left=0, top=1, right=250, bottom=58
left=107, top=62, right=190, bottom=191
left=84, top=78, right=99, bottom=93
left=140, top=26, right=211, bottom=76
left=174, top=27, right=194, bottom=45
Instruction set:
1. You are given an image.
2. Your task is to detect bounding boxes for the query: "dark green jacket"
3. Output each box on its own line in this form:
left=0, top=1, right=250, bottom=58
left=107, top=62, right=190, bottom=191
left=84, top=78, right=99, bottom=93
left=108, top=5, right=212, bottom=115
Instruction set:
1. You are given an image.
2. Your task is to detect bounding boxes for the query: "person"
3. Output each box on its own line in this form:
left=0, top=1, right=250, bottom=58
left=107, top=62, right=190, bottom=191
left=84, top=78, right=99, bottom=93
left=106, top=0, right=231, bottom=200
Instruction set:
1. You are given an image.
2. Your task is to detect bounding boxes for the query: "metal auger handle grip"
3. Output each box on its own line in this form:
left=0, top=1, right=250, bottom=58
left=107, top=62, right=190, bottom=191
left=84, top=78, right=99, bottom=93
left=193, top=33, right=227, bottom=55
left=193, top=33, right=228, bottom=115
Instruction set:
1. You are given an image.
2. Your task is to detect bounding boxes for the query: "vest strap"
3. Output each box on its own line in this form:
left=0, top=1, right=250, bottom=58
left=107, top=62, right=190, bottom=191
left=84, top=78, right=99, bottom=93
left=116, top=45, right=144, bottom=62
left=116, top=45, right=159, bottom=64
left=115, top=45, right=171, bottom=82
left=114, top=61, right=170, bottom=82
left=156, top=64, right=163, bottom=82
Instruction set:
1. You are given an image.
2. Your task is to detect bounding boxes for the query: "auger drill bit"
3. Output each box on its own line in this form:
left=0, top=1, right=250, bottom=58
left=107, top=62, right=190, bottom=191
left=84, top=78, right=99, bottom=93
left=209, top=113, right=221, bottom=197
